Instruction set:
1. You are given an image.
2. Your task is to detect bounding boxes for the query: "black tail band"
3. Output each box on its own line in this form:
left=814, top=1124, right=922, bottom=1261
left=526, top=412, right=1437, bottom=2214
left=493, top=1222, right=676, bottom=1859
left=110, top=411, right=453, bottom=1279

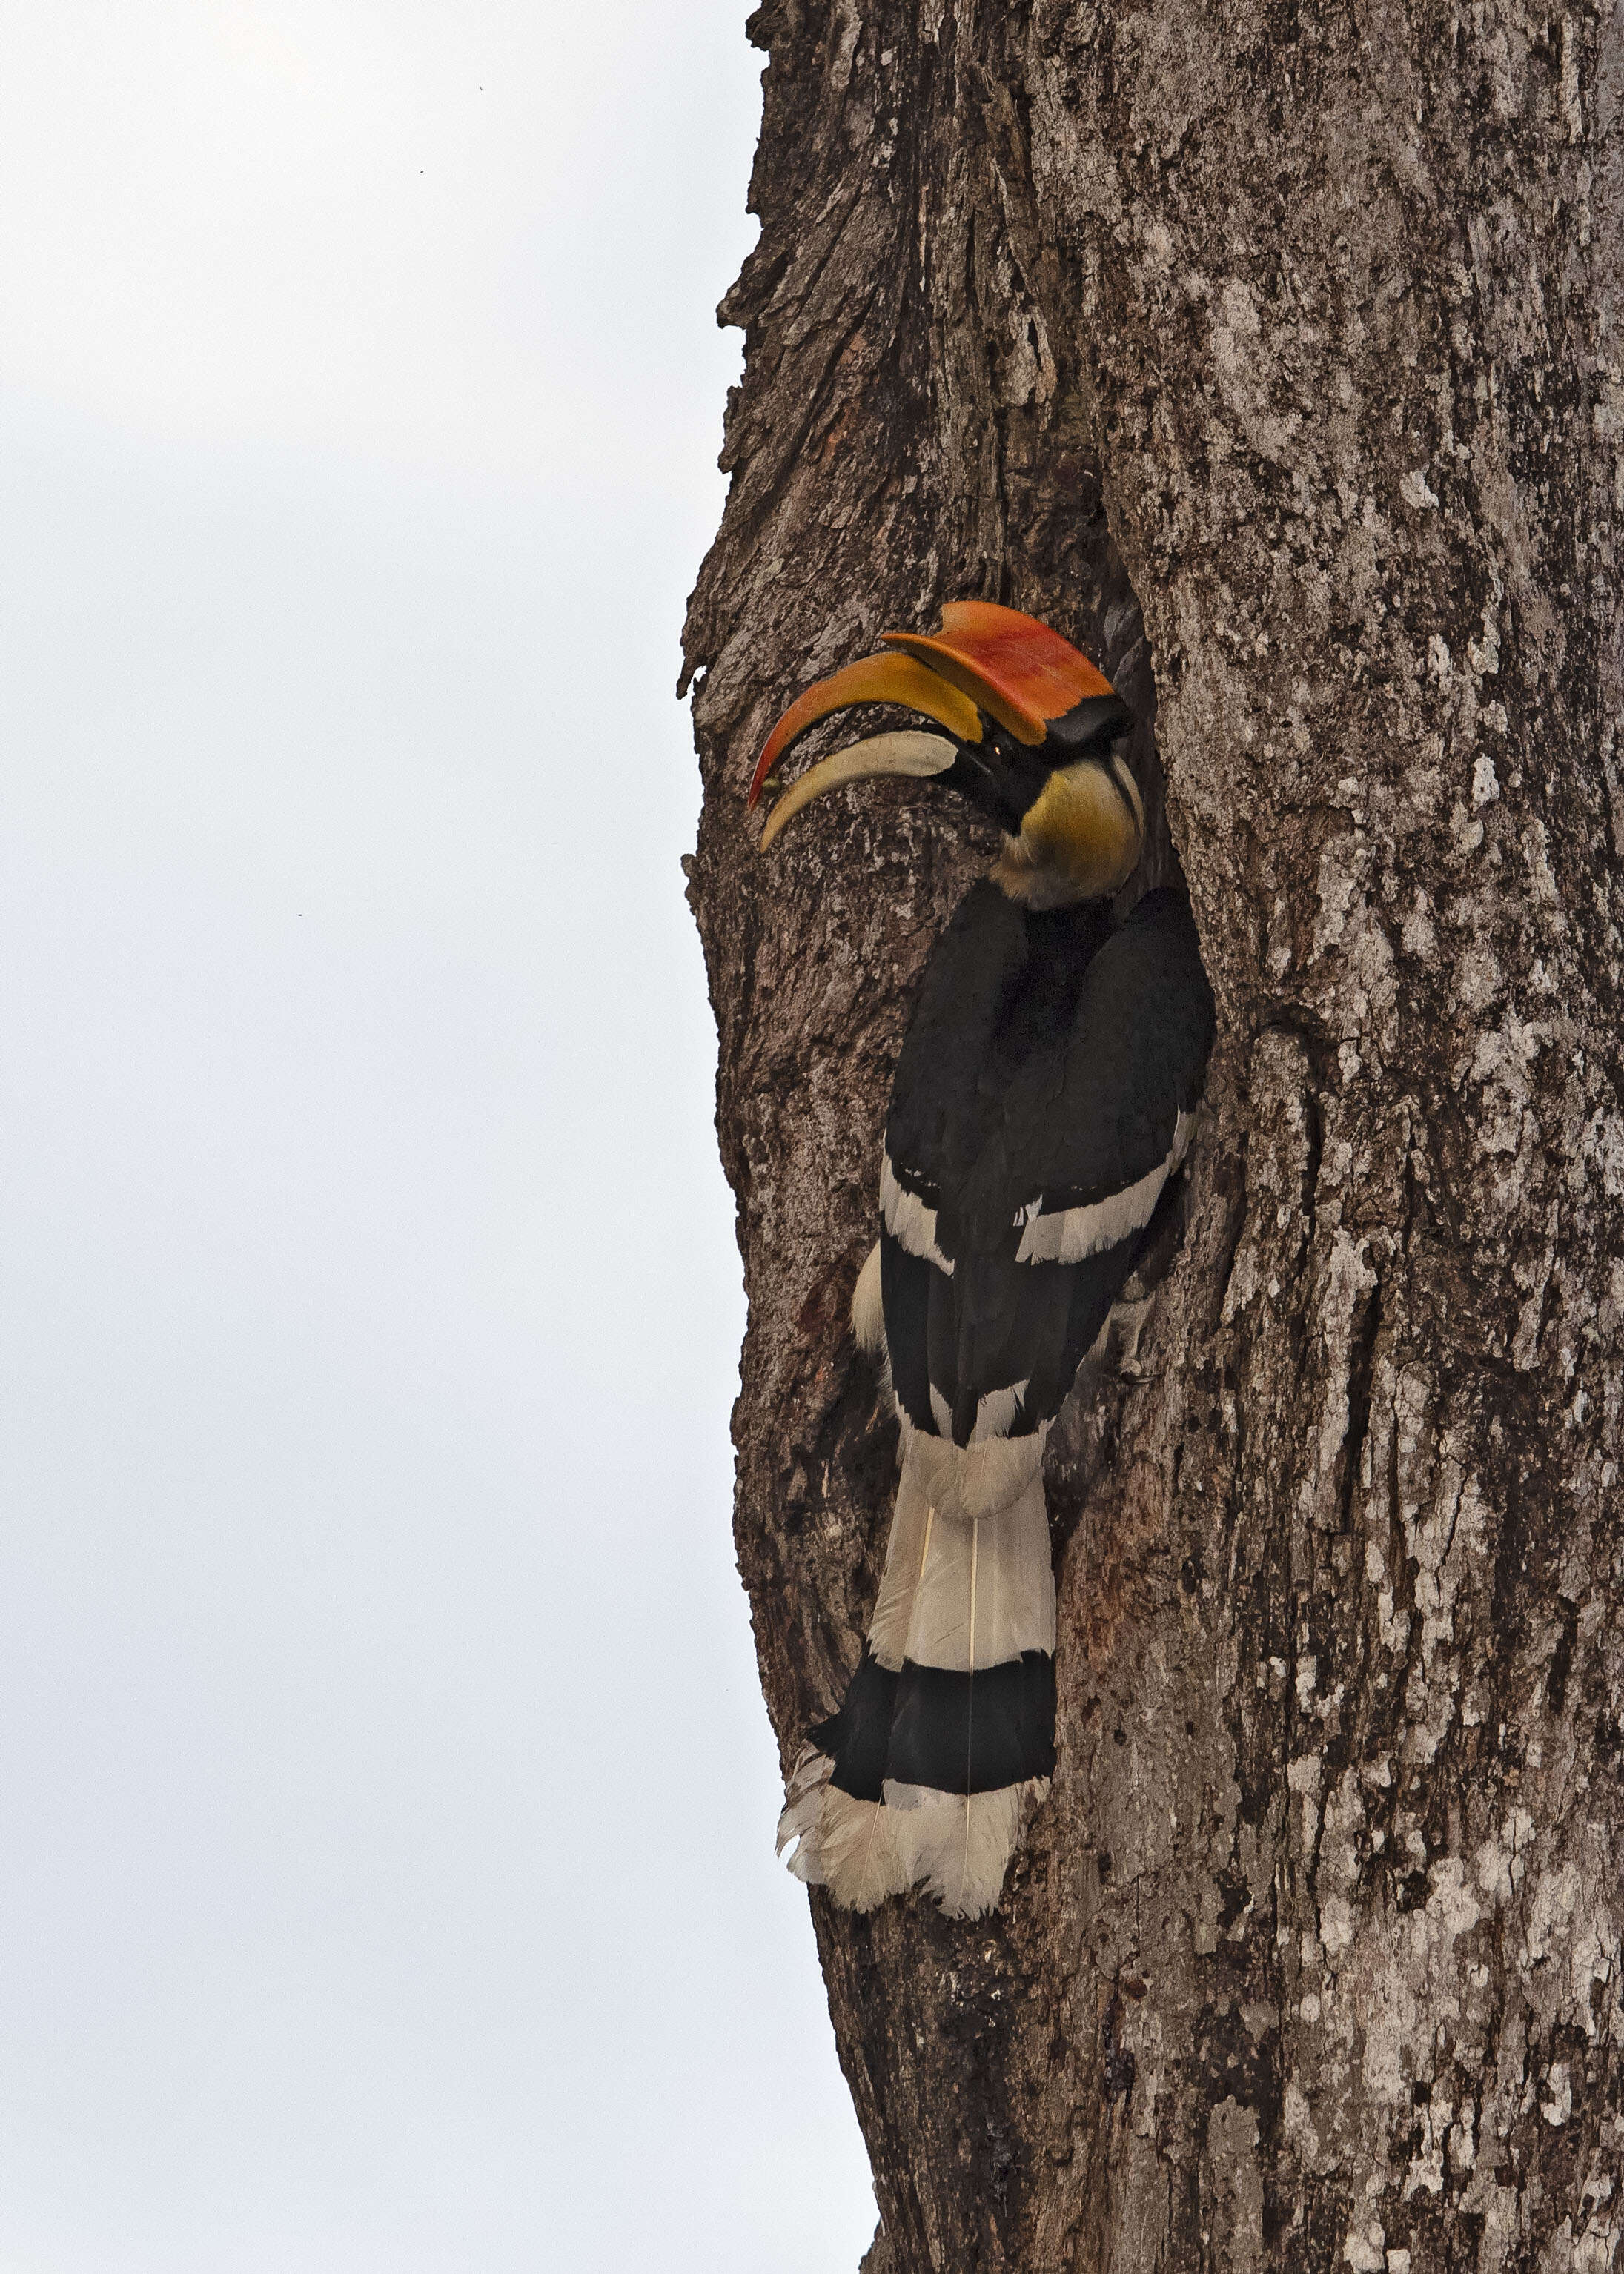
left=816, top=1648, right=1055, bottom=1800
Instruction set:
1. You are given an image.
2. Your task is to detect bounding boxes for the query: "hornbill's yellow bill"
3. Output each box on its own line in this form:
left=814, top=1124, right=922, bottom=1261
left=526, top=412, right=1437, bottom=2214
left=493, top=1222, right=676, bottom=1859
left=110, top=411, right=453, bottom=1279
left=746, top=651, right=983, bottom=811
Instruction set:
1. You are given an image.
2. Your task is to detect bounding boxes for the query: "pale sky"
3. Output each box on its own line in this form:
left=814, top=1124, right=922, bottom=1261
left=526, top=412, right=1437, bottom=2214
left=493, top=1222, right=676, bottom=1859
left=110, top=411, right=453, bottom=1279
left=0, top=5, right=874, bottom=2268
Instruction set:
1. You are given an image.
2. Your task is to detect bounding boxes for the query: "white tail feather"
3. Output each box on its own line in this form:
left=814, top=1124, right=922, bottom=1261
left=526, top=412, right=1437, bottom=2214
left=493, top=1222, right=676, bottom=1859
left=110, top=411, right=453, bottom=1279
left=883, top=1778, right=1049, bottom=1917
left=780, top=1766, right=916, bottom=1910
left=901, top=1473, right=1054, bottom=1671
left=866, top=1456, right=932, bottom=1670
left=775, top=1743, right=832, bottom=1856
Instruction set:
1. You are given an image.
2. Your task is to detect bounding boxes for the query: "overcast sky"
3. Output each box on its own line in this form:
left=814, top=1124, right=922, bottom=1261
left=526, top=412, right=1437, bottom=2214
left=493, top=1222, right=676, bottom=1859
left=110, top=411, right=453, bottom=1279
left=0, top=6, right=875, bottom=2269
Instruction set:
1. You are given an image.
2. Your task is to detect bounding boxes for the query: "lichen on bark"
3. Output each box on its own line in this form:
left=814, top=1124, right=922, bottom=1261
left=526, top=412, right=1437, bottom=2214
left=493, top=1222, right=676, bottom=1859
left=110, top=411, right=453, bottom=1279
left=682, top=1, right=1624, bottom=2266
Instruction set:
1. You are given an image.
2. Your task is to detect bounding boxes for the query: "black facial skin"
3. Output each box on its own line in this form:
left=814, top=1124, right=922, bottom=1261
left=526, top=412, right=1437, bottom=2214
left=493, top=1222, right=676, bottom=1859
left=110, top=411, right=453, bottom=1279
left=939, top=692, right=1134, bottom=829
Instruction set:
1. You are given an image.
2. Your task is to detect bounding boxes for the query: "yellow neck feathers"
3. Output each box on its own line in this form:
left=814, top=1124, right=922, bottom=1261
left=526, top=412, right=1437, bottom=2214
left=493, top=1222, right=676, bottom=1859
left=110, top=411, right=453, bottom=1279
left=992, top=755, right=1144, bottom=909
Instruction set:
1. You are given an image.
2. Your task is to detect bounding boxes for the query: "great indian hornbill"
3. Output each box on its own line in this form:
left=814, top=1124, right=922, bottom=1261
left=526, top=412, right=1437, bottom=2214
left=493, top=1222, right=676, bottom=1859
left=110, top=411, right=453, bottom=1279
left=750, top=601, right=1215, bottom=1918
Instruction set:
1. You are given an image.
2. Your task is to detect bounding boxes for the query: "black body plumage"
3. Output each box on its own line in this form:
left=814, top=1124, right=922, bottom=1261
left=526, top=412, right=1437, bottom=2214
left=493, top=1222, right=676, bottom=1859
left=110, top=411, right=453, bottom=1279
left=786, top=878, right=1213, bottom=1903
left=884, top=883, right=1214, bottom=1447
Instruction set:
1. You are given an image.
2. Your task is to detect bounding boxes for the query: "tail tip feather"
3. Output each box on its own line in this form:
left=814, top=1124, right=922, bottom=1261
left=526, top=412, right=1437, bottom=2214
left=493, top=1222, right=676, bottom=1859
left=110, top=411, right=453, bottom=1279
left=882, top=1777, right=1049, bottom=1916
left=776, top=1750, right=915, bottom=1912
left=778, top=1754, right=1048, bottom=1917
left=775, top=1743, right=835, bottom=1857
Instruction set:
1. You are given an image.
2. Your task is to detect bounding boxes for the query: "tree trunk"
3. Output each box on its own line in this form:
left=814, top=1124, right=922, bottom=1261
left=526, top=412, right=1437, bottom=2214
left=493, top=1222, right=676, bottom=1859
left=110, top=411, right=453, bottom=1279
left=680, top=1, right=1624, bottom=2267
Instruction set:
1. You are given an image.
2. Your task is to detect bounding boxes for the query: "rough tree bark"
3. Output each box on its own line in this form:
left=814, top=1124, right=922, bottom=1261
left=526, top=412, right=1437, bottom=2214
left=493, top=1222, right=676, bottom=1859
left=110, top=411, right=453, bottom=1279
left=680, top=1, right=1624, bottom=2266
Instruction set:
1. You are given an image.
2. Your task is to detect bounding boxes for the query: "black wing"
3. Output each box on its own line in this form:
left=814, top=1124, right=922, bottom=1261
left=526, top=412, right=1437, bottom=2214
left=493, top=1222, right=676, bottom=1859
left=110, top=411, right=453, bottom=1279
left=881, top=885, right=1213, bottom=1447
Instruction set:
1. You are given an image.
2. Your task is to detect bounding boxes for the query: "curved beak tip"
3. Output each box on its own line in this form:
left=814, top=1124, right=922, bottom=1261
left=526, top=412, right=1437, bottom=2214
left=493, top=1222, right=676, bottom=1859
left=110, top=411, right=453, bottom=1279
left=744, top=650, right=983, bottom=820
left=752, top=731, right=958, bottom=853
